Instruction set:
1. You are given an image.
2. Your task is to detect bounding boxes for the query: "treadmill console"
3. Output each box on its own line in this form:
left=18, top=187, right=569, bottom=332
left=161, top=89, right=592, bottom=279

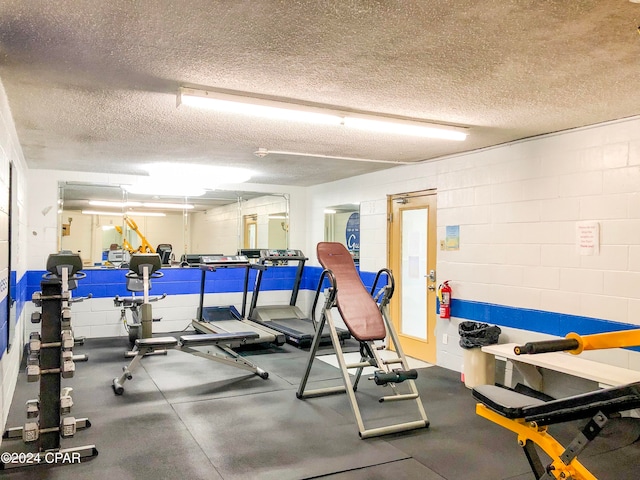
left=260, top=249, right=306, bottom=260
left=200, top=255, right=250, bottom=265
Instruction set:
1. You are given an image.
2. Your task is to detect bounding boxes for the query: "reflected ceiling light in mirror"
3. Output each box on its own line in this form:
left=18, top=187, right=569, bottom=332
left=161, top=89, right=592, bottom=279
left=89, top=200, right=195, bottom=210
left=121, top=180, right=206, bottom=197
left=178, top=87, right=468, bottom=141
left=140, top=163, right=254, bottom=189
left=81, top=210, right=166, bottom=217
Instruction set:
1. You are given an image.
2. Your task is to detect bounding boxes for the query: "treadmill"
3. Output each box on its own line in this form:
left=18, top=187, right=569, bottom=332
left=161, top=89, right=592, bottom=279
left=247, top=249, right=350, bottom=348
left=191, top=254, right=286, bottom=346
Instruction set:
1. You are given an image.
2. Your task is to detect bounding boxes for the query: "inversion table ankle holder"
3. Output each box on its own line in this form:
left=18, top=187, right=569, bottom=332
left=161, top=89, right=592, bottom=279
left=296, top=242, right=429, bottom=438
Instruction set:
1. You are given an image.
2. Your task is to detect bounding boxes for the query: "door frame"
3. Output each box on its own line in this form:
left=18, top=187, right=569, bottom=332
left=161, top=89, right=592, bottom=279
left=387, top=189, right=438, bottom=363
left=243, top=214, right=257, bottom=249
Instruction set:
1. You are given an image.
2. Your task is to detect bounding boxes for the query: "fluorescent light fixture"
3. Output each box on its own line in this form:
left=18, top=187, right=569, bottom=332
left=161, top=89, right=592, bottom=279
left=90, top=200, right=142, bottom=208
left=89, top=200, right=194, bottom=210
left=178, top=88, right=343, bottom=126
left=178, top=87, right=468, bottom=141
left=124, top=211, right=167, bottom=217
left=82, top=210, right=123, bottom=216
left=142, top=202, right=194, bottom=210
left=101, top=225, right=116, bottom=231
left=324, top=209, right=337, bottom=214
left=344, top=115, right=467, bottom=141
left=82, top=210, right=166, bottom=217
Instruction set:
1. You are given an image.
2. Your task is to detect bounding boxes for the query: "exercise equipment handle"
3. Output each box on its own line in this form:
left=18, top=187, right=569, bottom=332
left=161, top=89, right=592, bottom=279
left=514, top=338, right=580, bottom=355
left=374, top=369, right=418, bottom=385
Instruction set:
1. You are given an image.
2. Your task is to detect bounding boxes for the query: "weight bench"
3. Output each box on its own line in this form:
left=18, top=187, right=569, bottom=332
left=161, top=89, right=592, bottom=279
left=474, top=335, right=640, bottom=479
left=474, top=382, right=640, bottom=479
left=297, top=242, right=429, bottom=438
left=112, top=331, right=268, bottom=395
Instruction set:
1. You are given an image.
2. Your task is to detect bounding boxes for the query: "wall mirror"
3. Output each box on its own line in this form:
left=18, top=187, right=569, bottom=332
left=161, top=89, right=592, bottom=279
left=58, top=181, right=289, bottom=267
left=6, top=161, right=18, bottom=352
left=324, top=204, right=360, bottom=264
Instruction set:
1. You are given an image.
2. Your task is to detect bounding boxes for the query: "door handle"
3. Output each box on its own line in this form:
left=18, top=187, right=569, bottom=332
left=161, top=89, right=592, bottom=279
left=427, top=285, right=436, bottom=291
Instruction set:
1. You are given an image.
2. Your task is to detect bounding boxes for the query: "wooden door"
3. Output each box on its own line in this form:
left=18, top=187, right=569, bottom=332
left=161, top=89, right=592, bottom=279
left=388, top=190, right=437, bottom=363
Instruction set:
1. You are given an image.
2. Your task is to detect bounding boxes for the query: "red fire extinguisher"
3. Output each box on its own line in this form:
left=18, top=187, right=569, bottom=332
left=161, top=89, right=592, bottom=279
left=438, top=281, right=452, bottom=319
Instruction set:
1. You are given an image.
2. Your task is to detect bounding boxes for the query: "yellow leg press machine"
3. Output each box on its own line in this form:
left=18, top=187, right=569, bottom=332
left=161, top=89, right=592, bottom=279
left=473, top=332, right=640, bottom=479
left=297, top=242, right=429, bottom=439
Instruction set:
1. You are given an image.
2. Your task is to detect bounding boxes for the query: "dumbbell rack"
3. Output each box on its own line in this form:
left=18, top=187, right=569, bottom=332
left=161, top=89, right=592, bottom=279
left=1, top=254, right=98, bottom=470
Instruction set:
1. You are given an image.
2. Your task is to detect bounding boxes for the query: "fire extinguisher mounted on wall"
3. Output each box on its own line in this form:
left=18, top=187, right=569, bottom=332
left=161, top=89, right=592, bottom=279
left=438, top=281, right=452, bottom=319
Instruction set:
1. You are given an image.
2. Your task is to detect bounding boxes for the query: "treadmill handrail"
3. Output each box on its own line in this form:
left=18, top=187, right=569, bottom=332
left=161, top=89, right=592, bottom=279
left=249, top=251, right=306, bottom=317
left=198, top=260, right=253, bottom=320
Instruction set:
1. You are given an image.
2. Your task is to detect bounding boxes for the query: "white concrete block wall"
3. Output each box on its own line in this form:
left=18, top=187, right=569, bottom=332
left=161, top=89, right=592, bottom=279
left=308, top=116, right=640, bottom=374
left=0, top=78, right=29, bottom=431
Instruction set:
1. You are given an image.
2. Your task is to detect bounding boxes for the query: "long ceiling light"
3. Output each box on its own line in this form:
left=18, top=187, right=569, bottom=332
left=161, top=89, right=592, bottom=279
left=177, top=87, right=467, bottom=141
left=81, top=210, right=166, bottom=217
left=89, top=200, right=195, bottom=210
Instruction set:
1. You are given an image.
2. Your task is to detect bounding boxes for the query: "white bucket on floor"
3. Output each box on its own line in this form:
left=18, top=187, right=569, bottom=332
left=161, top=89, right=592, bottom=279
left=463, top=348, right=495, bottom=389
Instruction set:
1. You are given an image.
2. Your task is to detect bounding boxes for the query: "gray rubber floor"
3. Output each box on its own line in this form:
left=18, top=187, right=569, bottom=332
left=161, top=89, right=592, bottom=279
left=2, top=335, right=639, bottom=479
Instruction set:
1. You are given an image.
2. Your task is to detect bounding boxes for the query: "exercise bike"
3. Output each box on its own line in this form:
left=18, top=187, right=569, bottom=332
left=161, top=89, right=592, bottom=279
left=113, top=254, right=166, bottom=348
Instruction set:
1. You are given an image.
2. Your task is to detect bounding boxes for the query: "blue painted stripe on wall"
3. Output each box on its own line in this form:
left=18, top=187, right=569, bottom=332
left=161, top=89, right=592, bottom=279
left=25, top=266, right=304, bottom=299
left=19, top=267, right=639, bottom=353
left=451, top=298, right=640, bottom=352
left=0, top=296, right=7, bottom=355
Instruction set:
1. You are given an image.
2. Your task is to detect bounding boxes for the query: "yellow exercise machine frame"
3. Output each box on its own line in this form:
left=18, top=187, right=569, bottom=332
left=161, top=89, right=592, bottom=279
left=475, top=404, right=596, bottom=480
left=476, top=328, right=640, bottom=480
left=114, top=216, right=156, bottom=254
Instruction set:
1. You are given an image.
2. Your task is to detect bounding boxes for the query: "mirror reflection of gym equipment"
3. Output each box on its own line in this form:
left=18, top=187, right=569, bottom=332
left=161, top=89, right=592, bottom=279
left=58, top=181, right=290, bottom=267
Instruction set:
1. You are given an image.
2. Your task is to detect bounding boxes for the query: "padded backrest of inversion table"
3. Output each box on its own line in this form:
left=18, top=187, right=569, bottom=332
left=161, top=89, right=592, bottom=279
left=317, top=242, right=386, bottom=342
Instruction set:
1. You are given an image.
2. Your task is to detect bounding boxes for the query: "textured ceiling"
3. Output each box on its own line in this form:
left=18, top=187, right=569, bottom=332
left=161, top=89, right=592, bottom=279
left=0, top=1, right=639, bottom=188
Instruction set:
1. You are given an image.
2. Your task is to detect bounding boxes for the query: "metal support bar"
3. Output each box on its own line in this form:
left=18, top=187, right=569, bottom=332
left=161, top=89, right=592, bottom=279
left=179, top=344, right=268, bottom=378
left=560, top=412, right=607, bottom=465
left=379, top=393, right=419, bottom=403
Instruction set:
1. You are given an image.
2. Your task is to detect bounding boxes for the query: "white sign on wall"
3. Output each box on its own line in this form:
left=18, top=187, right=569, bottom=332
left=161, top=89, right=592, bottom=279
left=576, top=221, right=600, bottom=256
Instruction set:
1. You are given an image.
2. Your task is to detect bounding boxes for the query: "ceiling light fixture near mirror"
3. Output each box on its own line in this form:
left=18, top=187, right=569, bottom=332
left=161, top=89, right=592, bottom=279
left=122, top=163, right=255, bottom=197
left=89, top=200, right=195, bottom=210
left=177, top=87, right=468, bottom=141
left=81, top=210, right=166, bottom=217
left=122, top=180, right=206, bottom=197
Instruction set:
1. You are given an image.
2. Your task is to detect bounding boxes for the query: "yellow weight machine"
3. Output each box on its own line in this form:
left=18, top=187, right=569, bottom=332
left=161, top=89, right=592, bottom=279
left=473, top=329, right=640, bottom=480
left=114, top=216, right=156, bottom=254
